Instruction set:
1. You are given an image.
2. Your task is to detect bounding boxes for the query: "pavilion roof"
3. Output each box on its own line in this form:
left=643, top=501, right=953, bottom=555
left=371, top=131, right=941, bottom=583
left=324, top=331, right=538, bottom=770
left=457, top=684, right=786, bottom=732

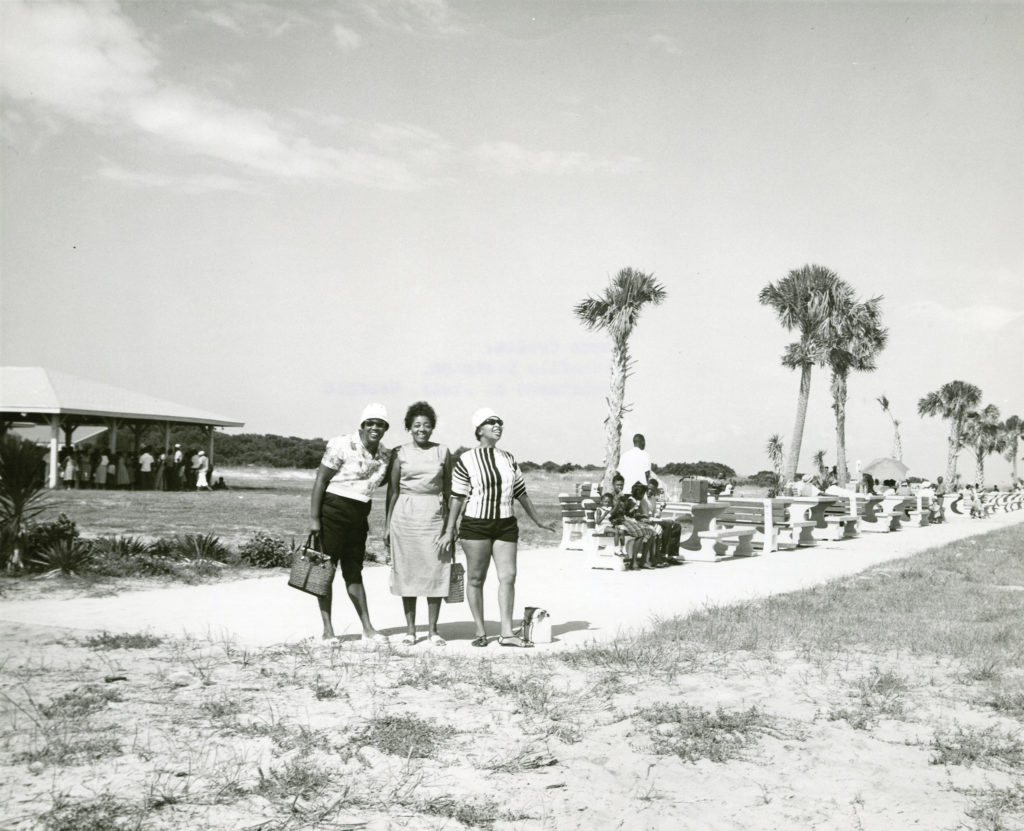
left=0, top=367, right=244, bottom=428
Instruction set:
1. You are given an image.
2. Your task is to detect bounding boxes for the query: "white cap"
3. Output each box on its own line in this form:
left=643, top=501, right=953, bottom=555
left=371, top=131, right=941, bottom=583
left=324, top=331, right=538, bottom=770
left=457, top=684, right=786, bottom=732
left=360, top=403, right=389, bottom=427
left=472, top=407, right=499, bottom=429
left=198, top=450, right=206, bottom=456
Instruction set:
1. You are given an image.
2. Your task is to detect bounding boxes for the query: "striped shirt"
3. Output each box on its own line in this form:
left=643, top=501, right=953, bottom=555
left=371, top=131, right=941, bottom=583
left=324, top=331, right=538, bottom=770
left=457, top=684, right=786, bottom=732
left=451, top=447, right=527, bottom=519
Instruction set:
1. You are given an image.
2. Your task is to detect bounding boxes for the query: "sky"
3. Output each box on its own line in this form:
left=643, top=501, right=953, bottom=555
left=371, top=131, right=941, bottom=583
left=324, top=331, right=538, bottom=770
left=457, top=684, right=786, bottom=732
left=2, top=1, right=1022, bottom=482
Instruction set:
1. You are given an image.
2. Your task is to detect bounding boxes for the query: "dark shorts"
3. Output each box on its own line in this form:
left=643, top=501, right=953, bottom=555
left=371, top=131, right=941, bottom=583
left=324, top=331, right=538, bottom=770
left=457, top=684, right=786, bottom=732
left=459, top=516, right=519, bottom=543
left=320, top=493, right=371, bottom=585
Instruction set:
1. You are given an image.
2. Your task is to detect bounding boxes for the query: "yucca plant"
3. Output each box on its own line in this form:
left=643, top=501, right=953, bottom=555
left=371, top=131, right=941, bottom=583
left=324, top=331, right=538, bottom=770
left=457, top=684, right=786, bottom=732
left=175, top=533, right=229, bottom=563
left=0, top=434, right=48, bottom=570
left=90, top=535, right=152, bottom=558
left=28, top=539, right=94, bottom=576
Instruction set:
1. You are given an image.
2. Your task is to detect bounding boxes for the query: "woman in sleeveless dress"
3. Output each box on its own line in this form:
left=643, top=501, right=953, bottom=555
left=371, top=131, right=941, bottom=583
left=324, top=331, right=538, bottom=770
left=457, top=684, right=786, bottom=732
left=384, top=402, right=453, bottom=646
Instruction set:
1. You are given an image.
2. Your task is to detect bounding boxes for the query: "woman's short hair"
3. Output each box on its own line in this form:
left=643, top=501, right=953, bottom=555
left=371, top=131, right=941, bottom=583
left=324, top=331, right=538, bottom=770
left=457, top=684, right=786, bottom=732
left=631, top=482, right=648, bottom=498
left=404, top=401, right=437, bottom=431
left=612, top=473, right=625, bottom=483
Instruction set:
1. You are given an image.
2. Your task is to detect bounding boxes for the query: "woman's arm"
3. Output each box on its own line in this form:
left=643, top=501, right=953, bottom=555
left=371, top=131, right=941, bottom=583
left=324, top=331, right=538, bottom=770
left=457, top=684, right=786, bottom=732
left=309, top=464, right=335, bottom=534
left=516, top=493, right=558, bottom=532
left=383, top=452, right=402, bottom=548
left=446, top=495, right=466, bottom=546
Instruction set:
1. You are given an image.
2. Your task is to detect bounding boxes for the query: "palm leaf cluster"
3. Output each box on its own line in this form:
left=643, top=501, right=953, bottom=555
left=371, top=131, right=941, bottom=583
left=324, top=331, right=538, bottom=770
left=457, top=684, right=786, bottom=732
left=574, top=268, right=666, bottom=490
left=758, top=265, right=887, bottom=485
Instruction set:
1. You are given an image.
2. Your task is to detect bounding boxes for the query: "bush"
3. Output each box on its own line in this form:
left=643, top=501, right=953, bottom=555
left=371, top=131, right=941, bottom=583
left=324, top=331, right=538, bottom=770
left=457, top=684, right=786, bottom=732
left=238, top=531, right=292, bottom=568
left=22, top=514, right=79, bottom=559
left=88, top=536, right=181, bottom=577
left=27, top=539, right=94, bottom=575
left=174, top=533, right=231, bottom=563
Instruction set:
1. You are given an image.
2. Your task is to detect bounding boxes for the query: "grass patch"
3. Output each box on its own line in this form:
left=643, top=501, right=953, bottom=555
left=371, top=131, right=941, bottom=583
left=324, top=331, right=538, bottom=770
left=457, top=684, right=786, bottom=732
left=986, top=689, right=1024, bottom=720
left=16, top=731, right=123, bottom=766
left=419, top=794, right=530, bottom=827
left=84, top=631, right=163, bottom=650
left=638, top=703, right=773, bottom=763
left=352, top=713, right=454, bottom=759
left=40, top=794, right=141, bottom=831
left=257, top=752, right=332, bottom=800
left=931, top=724, right=1024, bottom=769
left=963, top=781, right=1024, bottom=831
left=40, top=685, right=123, bottom=719
left=828, top=666, right=909, bottom=729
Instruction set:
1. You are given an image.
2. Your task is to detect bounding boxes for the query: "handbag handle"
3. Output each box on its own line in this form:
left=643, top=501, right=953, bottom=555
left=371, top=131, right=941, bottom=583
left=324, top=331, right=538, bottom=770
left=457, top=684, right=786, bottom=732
left=305, top=532, right=324, bottom=554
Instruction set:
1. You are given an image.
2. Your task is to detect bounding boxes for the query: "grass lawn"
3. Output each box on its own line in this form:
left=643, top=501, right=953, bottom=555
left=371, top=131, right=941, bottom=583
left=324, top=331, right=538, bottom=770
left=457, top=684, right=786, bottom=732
left=1, top=523, right=1022, bottom=830
left=33, top=467, right=641, bottom=553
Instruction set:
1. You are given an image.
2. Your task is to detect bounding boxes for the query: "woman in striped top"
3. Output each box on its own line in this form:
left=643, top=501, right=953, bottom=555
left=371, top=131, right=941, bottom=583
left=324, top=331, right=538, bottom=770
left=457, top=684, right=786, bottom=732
left=447, top=408, right=557, bottom=647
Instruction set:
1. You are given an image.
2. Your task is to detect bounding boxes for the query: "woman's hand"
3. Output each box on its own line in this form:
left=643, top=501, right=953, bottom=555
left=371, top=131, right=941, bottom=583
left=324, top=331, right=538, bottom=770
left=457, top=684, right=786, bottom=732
left=436, top=536, right=453, bottom=559
left=537, top=519, right=558, bottom=533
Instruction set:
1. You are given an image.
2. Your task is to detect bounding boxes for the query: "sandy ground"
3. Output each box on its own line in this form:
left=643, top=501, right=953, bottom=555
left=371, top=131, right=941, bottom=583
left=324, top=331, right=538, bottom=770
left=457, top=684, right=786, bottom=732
left=2, top=510, right=1020, bottom=650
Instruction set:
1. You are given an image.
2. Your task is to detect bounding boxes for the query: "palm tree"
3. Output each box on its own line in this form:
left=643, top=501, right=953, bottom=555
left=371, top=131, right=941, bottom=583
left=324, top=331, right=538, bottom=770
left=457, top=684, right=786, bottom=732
left=826, top=296, right=887, bottom=485
left=759, top=265, right=855, bottom=485
left=876, top=394, right=903, bottom=461
left=0, top=434, right=48, bottom=571
left=917, top=381, right=983, bottom=485
left=1002, top=415, right=1023, bottom=483
left=574, top=268, right=667, bottom=491
left=812, top=449, right=832, bottom=488
left=962, top=404, right=1003, bottom=488
left=766, top=434, right=784, bottom=496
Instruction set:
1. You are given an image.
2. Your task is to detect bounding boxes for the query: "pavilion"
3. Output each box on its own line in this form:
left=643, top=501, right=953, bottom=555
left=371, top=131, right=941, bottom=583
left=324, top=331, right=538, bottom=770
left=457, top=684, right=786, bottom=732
left=0, top=367, right=244, bottom=488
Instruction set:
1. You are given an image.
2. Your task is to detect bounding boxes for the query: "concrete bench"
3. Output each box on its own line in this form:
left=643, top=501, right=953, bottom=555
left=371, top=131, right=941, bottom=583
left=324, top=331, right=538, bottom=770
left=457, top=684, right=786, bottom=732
left=869, top=495, right=914, bottom=532
left=906, top=494, right=932, bottom=526
left=661, top=501, right=755, bottom=561
left=820, top=495, right=864, bottom=541
left=716, top=497, right=816, bottom=551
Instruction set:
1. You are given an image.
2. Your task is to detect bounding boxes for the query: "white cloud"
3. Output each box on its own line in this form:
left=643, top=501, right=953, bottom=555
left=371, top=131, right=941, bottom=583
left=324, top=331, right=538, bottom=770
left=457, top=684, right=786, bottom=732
left=332, top=23, right=362, bottom=50
left=356, top=0, right=465, bottom=35
left=0, top=0, right=431, bottom=190
left=904, top=300, right=1023, bottom=334
left=474, top=141, right=643, bottom=177
left=97, top=162, right=256, bottom=194
left=193, top=8, right=245, bottom=36
left=648, top=34, right=681, bottom=55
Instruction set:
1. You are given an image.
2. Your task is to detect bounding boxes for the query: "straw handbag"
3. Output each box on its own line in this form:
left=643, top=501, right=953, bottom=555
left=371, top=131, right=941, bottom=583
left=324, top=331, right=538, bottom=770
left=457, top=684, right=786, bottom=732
left=445, top=557, right=465, bottom=604
left=288, top=533, right=335, bottom=597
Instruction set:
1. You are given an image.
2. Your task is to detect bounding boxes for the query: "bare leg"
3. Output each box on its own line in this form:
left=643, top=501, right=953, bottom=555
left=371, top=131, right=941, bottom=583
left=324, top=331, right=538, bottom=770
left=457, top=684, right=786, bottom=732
left=490, top=541, right=518, bottom=637
left=426, top=597, right=442, bottom=637
left=317, top=590, right=334, bottom=639
left=345, top=581, right=379, bottom=638
left=461, top=539, right=492, bottom=638
left=402, top=597, right=417, bottom=637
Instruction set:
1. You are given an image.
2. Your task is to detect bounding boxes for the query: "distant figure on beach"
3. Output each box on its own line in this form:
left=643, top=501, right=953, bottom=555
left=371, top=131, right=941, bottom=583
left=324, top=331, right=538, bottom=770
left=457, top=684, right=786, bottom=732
left=384, top=401, right=453, bottom=647
left=195, top=450, right=211, bottom=491
left=138, top=447, right=155, bottom=490
left=61, top=452, right=78, bottom=489
left=618, top=433, right=652, bottom=491
left=212, top=476, right=228, bottom=490
left=447, top=407, right=557, bottom=648
left=94, top=450, right=109, bottom=489
left=309, top=403, right=393, bottom=643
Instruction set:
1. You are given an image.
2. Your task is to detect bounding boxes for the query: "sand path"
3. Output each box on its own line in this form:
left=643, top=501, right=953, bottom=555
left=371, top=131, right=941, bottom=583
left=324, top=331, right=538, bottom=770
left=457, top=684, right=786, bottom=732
left=2, top=511, right=1021, bottom=650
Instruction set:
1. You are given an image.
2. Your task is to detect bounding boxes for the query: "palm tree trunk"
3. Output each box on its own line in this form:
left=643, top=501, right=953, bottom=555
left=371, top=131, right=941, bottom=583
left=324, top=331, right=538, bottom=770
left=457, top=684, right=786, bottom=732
left=945, top=423, right=959, bottom=485
left=601, top=340, right=629, bottom=492
left=1011, top=439, right=1019, bottom=482
left=976, top=450, right=985, bottom=489
left=784, top=364, right=812, bottom=484
left=892, top=420, right=902, bottom=462
left=832, top=371, right=849, bottom=486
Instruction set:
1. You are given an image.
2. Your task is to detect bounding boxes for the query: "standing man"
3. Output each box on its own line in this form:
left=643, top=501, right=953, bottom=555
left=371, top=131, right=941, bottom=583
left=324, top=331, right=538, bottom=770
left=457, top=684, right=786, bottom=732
left=618, top=433, right=652, bottom=492
left=138, top=447, right=155, bottom=490
left=309, top=403, right=393, bottom=643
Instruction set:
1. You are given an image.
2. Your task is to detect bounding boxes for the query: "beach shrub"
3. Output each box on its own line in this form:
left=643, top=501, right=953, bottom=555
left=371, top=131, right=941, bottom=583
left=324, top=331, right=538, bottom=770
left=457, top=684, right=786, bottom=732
left=22, top=514, right=79, bottom=560
left=174, top=532, right=231, bottom=563
left=0, top=434, right=49, bottom=569
left=88, top=536, right=180, bottom=578
left=238, top=530, right=292, bottom=568
left=27, top=539, right=95, bottom=575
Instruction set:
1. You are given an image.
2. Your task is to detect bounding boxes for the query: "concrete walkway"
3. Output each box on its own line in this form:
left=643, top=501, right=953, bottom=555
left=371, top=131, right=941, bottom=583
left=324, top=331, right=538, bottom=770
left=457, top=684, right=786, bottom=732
left=1, top=512, right=1021, bottom=651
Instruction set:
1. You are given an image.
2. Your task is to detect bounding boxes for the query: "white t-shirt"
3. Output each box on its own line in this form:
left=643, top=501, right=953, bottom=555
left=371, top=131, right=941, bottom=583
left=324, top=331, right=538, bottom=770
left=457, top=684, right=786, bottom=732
left=618, top=447, right=652, bottom=490
left=139, top=452, right=154, bottom=472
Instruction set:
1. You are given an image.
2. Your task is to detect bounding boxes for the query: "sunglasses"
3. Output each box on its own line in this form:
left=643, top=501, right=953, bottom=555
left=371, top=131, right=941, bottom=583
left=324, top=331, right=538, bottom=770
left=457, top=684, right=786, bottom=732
left=363, top=420, right=389, bottom=430
left=481, top=417, right=503, bottom=427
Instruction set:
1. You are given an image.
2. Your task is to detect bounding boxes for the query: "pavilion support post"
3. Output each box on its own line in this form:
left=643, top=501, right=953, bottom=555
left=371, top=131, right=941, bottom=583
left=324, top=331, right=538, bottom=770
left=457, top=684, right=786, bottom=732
left=48, top=417, right=60, bottom=489
left=106, top=418, right=122, bottom=452
left=207, top=426, right=215, bottom=465
left=62, top=421, right=75, bottom=452
left=164, top=423, right=171, bottom=455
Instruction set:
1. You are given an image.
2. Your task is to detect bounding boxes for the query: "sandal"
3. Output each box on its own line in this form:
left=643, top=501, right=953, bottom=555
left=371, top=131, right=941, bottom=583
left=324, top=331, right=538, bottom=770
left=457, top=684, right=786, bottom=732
left=361, top=632, right=389, bottom=645
left=428, top=635, right=447, bottom=647
left=497, top=635, right=533, bottom=648
left=399, top=634, right=416, bottom=646
left=471, top=635, right=489, bottom=647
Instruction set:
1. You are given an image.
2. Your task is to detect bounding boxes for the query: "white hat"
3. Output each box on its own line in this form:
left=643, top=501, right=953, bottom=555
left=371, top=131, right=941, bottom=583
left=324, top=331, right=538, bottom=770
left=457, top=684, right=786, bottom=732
left=198, top=450, right=206, bottom=456
left=801, top=473, right=815, bottom=483
left=174, top=443, right=181, bottom=448
left=472, top=407, right=500, bottom=429
left=360, top=403, right=389, bottom=427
